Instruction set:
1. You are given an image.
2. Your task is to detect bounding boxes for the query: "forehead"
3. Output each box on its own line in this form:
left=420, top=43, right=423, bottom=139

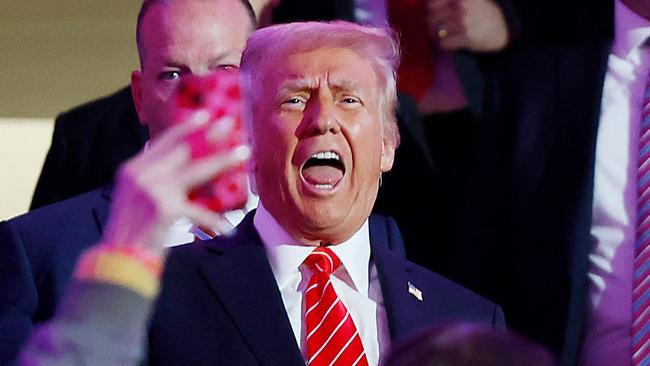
left=269, top=47, right=380, bottom=92
left=140, top=0, right=251, bottom=61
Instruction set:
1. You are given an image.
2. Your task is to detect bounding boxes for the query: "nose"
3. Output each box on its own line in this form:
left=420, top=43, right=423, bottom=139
left=301, top=97, right=341, bottom=137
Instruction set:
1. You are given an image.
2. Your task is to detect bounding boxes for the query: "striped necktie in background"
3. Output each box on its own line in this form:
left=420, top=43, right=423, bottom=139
left=303, top=246, right=369, bottom=366
left=633, top=68, right=650, bottom=365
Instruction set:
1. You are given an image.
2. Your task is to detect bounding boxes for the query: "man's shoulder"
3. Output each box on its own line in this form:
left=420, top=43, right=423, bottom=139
left=370, top=226, right=503, bottom=328
left=3, top=187, right=110, bottom=250
left=412, top=259, right=496, bottom=305
left=0, top=187, right=111, bottom=337
left=11, top=188, right=109, bottom=225
left=370, top=214, right=494, bottom=305
left=401, top=257, right=504, bottom=327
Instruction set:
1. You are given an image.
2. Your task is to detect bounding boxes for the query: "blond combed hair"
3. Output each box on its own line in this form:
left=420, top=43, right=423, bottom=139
left=240, top=20, right=401, bottom=148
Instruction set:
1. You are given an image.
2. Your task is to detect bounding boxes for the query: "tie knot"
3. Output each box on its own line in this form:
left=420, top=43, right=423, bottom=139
left=304, top=246, right=341, bottom=275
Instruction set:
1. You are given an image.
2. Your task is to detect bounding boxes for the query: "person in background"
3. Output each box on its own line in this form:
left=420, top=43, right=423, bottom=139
left=29, top=0, right=279, bottom=210
left=457, top=0, right=650, bottom=364
left=30, top=86, right=148, bottom=210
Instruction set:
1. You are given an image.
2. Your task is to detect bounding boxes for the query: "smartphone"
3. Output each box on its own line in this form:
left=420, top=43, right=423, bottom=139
left=173, top=69, right=248, bottom=213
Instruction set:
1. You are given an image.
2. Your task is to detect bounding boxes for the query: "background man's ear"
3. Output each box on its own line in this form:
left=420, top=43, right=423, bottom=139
left=131, top=71, right=146, bottom=125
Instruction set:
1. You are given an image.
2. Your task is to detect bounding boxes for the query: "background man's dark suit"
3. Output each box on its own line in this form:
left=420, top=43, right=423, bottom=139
left=148, top=214, right=504, bottom=365
left=0, top=187, right=112, bottom=364
left=453, top=0, right=615, bottom=364
left=30, top=87, right=148, bottom=209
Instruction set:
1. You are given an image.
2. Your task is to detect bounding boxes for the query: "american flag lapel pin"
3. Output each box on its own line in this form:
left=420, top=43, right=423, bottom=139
left=408, top=281, right=423, bottom=301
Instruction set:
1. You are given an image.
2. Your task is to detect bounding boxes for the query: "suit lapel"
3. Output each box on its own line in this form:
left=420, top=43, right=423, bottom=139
left=198, top=216, right=305, bottom=366
left=370, top=240, right=427, bottom=342
left=370, top=219, right=464, bottom=342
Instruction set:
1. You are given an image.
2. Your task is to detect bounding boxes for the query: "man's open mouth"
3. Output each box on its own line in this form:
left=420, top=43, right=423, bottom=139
left=300, top=150, right=346, bottom=190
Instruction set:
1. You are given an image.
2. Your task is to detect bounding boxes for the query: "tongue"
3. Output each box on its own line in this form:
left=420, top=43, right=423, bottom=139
left=302, top=165, right=344, bottom=186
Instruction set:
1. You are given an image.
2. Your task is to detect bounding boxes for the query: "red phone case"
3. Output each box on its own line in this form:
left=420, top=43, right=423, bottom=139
left=173, top=70, right=248, bottom=213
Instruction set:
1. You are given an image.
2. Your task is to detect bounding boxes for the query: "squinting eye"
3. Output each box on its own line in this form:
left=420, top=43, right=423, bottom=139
left=218, top=65, right=238, bottom=71
left=281, top=97, right=307, bottom=110
left=340, top=97, right=361, bottom=107
left=160, top=71, right=180, bottom=81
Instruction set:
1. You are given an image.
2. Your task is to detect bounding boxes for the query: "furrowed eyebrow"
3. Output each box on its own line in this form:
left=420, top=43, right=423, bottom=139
left=157, top=58, right=187, bottom=70
left=328, top=78, right=359, bottom=92
left=276, top=79, right=316, bottom=100
left=279, top=79, right=315, bottom=92
left=275, top=77, right=365, bottom=100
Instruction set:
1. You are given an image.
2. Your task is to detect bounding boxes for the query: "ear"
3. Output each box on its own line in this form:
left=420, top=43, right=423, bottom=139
left=246, top=154, right=259, bottom=195
left=380, top=136, right=395, bottom=173
left=131, top=70, right=147, bottom=126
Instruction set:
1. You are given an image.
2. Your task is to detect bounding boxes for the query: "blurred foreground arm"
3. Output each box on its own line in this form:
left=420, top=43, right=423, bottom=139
left=17, top=115, right=250, bottom=366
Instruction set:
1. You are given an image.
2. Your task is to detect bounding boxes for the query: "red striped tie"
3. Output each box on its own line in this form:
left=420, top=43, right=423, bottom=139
left=304, top=247, right=369, bottom=366
left=633, top=71, right=650, bottom=365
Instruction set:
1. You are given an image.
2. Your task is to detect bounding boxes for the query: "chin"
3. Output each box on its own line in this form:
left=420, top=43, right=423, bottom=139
left=300, top=208, right=343, bottom=229
left=301, top=206, right=369, bottom=242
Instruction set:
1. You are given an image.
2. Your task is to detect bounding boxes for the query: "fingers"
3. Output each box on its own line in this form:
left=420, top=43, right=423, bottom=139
left=427, top=0, right=510, bottom=52
left=105, top=112, right=251, bottom=253
left=439, top=33, right=471, bottom=51
left=205, top=117, right=236, bottom=143
left=178, top=145, right=251, bottom=188
left=189, top=214, right=236, bottom=238
left=427, top=0, right=459, bottom=26
left=462, top=0, right=510, bottom=52
left=180, top=204, right=226, bottom=234
left=427, top=0, right=466, bottom=48
left=436, top=20, right=464, bottom=40
left=128, top=114, right=240, bottom=181
left=145, top=111, right=211, bottom=160
left=126, top=145, right=189, bottom=186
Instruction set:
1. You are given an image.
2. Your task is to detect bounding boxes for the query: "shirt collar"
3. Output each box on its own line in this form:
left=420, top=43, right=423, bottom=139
left=253, top=201, right=371, bottom=296
left=612, top=0, right=650, bottom=59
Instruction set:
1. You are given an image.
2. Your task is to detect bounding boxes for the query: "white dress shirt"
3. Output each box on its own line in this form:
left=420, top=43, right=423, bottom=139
left=582, top=2, right=650, bottom=365
left=253, top=202, right=390, bottom=366
left=161, top=189, right=258, bottom=246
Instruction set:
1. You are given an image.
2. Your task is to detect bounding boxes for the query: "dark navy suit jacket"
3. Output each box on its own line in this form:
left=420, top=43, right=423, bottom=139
left=0, top=188, right=113, bottom=364
left=31, top=87, right=148, bottom=210
left=0, top=187, right=410, bottom=364
left=148, top=214, right=504, bottom=365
